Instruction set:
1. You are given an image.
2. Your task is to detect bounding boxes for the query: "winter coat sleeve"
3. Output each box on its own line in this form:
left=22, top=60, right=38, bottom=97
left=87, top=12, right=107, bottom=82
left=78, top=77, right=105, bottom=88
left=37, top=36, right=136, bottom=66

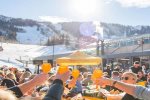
left=43, top=79, right=64, bottom=100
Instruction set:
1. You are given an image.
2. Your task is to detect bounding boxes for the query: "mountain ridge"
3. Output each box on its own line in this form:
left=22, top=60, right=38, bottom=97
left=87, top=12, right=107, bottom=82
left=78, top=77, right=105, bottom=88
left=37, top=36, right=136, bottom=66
left=0, top=15, right=149, bottom=48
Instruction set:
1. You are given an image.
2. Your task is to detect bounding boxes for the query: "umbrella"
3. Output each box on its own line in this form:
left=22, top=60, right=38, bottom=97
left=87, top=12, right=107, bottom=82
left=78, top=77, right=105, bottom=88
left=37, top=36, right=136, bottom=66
left=56, top=51, right=102, bottom=65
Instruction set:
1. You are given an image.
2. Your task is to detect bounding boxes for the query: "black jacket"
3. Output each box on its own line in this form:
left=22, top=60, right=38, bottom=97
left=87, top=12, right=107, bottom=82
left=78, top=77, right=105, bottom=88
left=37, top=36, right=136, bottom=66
left=130, top=66, right=142, bottom=74
left=7, top=79, right=64, bottom=99
left=1, top=78, right=15, bottom=88
left=8, top=86, right=23, bottom=98
left=122, top=93, right=141, bottom=100
left=43, top=79, right=64, bottom=100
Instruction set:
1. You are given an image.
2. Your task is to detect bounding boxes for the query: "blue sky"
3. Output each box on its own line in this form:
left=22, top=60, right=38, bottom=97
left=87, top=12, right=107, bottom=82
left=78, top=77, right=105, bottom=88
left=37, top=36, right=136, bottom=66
left=0, top=0, right=150, bottom=25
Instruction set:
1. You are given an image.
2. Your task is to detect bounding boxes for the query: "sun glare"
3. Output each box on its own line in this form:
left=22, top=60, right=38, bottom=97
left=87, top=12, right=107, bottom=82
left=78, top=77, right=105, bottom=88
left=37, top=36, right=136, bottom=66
left=71, top=0, right=99, bottom=17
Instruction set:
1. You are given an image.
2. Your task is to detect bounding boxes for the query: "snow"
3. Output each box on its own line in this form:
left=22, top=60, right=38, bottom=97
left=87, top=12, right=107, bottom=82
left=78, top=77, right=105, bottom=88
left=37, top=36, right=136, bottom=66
left=16, top=26, right=51, bottom=45
left=0, top=57, right=23, bottom=69
left=0, top=15, right=12, bottom=22
left=25, top=44, right=73, bottom=58
left=54, top=24, right=62, bottom=31
left=0, top=42, right=72, bottom=70
left=135, top=25, right=142, bottom=30
left=0, top=22, right=73, bottom=71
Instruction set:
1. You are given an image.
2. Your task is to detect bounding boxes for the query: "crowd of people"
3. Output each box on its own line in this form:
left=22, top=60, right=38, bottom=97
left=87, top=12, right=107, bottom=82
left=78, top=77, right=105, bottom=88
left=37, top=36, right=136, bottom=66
left=0, top=61, right=149, bottom=100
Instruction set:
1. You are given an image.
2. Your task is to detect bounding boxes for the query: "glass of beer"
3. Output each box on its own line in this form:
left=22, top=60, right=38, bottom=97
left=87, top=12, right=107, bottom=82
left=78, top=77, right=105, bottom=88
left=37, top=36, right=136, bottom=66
left=92, top=69, right=103, bottom=79
left=72, top=69, right=80, bottom=79
left=58, top=65, right=69, bottom=74
left=41, top=63, right=51, bottom=73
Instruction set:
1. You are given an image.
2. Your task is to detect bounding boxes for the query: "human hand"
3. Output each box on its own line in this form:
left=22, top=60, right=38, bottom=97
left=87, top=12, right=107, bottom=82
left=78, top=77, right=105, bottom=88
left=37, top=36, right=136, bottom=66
left=94, top=77, right=112, bottom=87
left=55, top=71, right=70, bottom=83
left=68, top=78, right=76, bottom=88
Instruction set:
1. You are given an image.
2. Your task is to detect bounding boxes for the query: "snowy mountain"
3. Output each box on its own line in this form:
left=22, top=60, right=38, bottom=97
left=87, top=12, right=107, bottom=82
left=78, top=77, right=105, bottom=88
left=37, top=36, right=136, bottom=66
left=0, top=15, right=78, bottom=50
left=0, top=15, right=12, bottom=22
left=0, top=15, right=64, bottom=45
left=60, top=22, right=150, bottom=39
left=0, top=15, right=150, bottom=47
left=16, top=26, right=49, bottom=45
left=0, top=15, right=150, bottom=71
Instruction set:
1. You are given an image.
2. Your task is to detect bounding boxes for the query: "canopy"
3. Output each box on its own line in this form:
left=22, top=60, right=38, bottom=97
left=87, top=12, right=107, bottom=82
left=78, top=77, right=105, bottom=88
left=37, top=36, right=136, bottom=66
left=56, top=51, right=102, bottom=65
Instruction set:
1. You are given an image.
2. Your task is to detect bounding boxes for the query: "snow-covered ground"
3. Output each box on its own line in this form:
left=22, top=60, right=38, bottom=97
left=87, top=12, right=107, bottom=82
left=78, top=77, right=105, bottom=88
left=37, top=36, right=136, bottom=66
left=16, top=26, right=51, bottom=45
left=0, top=42, right=73, bottom=71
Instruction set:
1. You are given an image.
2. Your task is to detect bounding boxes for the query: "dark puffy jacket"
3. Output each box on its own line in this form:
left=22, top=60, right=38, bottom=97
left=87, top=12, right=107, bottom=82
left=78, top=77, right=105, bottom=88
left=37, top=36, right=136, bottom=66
left=43, top=79, right=64, bottom=100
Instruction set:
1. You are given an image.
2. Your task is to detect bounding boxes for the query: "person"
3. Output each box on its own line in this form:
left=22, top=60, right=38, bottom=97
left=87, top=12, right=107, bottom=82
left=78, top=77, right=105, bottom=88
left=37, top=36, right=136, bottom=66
left=78, top=66, right=87, bottom=74
left=25, top=68, right=32, bottom=74
left=8, top=72, right=18, bottom=85
left=146, top=72, right=150, bottom=87
left=0, top=71, right=4, bottom=83
left=111, top=71, right=120, bottom=81
left=1, top=73, right=16, bottom=88
left=0, top=89, right=17, bottom=100
left=14, top=69, right=22, bottom=82
left=95, top=76, right=150, bottom=100
left=82, top=74, right=93, bottom=86
left=82, top=72, right=88, bottom=79
left=109, top=71, right=121, bottom=92
left=73, top=74, right=83, bottom=94
left=19, top=71, right=31, bottom=84
left=121, top=72, right=140, bottom=100
left=7, top=73, right=49, bottom=98
left=130, top=61, right=142, bottom=74
left=103, top=72, right=139, bottom=100
left=137, top=70, right=147, bottom=83
left=104, top=65, right=112, bottom=77
left=43, top=71, right=70, bottom=100
left=114, top=65, right=121, bottom=72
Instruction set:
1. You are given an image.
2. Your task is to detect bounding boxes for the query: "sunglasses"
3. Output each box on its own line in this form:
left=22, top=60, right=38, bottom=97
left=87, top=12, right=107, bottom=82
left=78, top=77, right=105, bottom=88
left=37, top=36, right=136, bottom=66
left=121, top=77, right=135, bottom=80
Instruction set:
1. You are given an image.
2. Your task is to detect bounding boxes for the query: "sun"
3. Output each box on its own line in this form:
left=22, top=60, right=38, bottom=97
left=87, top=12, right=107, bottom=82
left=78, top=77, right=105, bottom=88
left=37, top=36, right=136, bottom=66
left=71, top=0, right=99, bottom=17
